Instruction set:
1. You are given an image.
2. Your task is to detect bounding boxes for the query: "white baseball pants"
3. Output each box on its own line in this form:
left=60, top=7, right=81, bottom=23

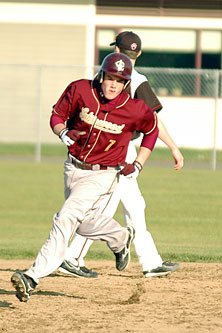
left=65, top=141, right=163, bottom=272
left=25, top=158, right=129, bottom=283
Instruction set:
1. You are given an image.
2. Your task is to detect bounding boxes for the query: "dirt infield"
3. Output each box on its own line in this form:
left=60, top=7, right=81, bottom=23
left=0, top=260, right=221, bottom=333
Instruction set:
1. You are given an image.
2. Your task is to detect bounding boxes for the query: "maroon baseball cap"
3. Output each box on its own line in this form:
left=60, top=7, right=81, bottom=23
left=110, top=31, right=141, bottom=52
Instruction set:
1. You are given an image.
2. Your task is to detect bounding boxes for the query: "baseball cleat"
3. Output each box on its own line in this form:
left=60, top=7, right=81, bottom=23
left=162, top=261, right=179, bottom=272
left=11, top=271, right=37, bottom=302
left=115, top=226, right=135, bottom=271
left=143, top=261, right=180, bottom=278
left=58, top=260, right=98, bottom=278
left=80, top=266, right=98, bottom=278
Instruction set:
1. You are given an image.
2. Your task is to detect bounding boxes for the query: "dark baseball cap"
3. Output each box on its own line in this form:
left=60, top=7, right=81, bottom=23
left=110, top=31, right=141, bottom=52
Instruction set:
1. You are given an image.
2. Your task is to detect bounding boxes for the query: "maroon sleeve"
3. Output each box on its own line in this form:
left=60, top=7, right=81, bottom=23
left=50, top=82, right=77, bottom=129
left=140, top=111, right=158, bottom=150
left=133, top=100, right=159, bottom=151
left=141, top=125, right=159, bottom=151
left=50, top=113, right=65, bottom=129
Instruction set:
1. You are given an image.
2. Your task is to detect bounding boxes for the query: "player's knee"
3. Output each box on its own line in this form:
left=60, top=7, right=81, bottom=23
left=53, top=212, right=79, bottom=235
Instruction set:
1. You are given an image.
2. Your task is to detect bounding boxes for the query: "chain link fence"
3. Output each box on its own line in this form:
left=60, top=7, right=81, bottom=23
left=140, top=67, right=222, bottom=98
left=0, top=64, right=221, bottom=169
left=140, top=67, right=222, bottom=170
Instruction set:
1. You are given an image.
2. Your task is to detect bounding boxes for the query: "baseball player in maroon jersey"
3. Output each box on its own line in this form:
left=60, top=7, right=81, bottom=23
left=11, top=52, right=159, bottom=302
left=58, top=31, right=184, bottom=279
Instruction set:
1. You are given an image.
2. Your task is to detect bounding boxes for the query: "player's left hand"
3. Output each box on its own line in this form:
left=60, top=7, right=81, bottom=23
left=120, top=161, right=142, bottom=179
left=171, top=147, right=184, bottom=170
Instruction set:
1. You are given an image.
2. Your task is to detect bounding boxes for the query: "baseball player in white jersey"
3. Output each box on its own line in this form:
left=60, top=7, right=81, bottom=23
left=11, top=52, right=159, bottom=302
left=58, top=31, right=184, bottom=279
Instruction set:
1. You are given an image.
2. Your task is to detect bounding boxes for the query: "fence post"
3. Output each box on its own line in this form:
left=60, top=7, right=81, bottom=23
left=211, top=70, right=219, bottom=171
left=35, top=66, right=42, bottom=163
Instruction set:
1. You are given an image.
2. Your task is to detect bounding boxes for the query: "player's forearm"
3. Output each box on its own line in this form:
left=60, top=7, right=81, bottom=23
left=157, top=116, right=178, bottom=151
left=157, top=116, right=184, bottom=169
left=135, top=146, right=152, bottom=167
left=53, top=123, right=66, bottom=136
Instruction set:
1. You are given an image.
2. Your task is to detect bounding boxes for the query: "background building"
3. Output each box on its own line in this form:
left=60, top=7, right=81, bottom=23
left=0, top=1, right=221, bottom=165
left=96, top=0, right=222, bottom=69
left=1, top=1, right=221, bottom=69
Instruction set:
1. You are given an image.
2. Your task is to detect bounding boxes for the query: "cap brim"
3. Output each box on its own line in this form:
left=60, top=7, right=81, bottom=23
left=109, top=42, right=116, bottom=46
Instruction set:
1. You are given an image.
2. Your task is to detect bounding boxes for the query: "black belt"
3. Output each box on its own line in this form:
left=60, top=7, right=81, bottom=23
left=69, top=154, right=120, bottom=171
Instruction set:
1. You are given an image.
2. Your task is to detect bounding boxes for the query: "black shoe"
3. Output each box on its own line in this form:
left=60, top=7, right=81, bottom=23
left=115, top=226, right=135, bottom=271
left=58, top=260, right=98, bottom=278
left=143, top=261, right=180, bottom=278
left=11, top=271, right=37, bottom=302
left=162, top=261, right=179, bottom=272
left=80, top=266, right=98, bottom=278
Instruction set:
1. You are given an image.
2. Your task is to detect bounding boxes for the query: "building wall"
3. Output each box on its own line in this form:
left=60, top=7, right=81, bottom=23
left=0, top=23, right=87, bottom=66
left=0, top=2, right=96, bottom=67
left=0, top=2, right=96, bottom=145
left=157, top=97, right=222, bottom=150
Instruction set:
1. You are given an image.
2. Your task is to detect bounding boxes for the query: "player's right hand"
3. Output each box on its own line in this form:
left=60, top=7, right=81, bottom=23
left=59, top=128, right=86, bottom=146
left=171, top=147, right=184, bottom=170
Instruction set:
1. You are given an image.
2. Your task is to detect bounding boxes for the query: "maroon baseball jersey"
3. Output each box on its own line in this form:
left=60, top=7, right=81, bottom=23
left=50, top=79, right=158, bottom=166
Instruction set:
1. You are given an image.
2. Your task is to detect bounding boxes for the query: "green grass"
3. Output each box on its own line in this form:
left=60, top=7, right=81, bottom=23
left=0, top=158, right=221, bottom=263
left=1, top=143, right=222, bottom=164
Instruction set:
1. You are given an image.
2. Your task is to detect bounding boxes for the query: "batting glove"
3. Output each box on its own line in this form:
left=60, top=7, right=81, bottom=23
left=120, top=160, right=143, bottom=179
left=59, top=128, right=86, bottom=147
left=59, top=128, right=74, bottom=146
